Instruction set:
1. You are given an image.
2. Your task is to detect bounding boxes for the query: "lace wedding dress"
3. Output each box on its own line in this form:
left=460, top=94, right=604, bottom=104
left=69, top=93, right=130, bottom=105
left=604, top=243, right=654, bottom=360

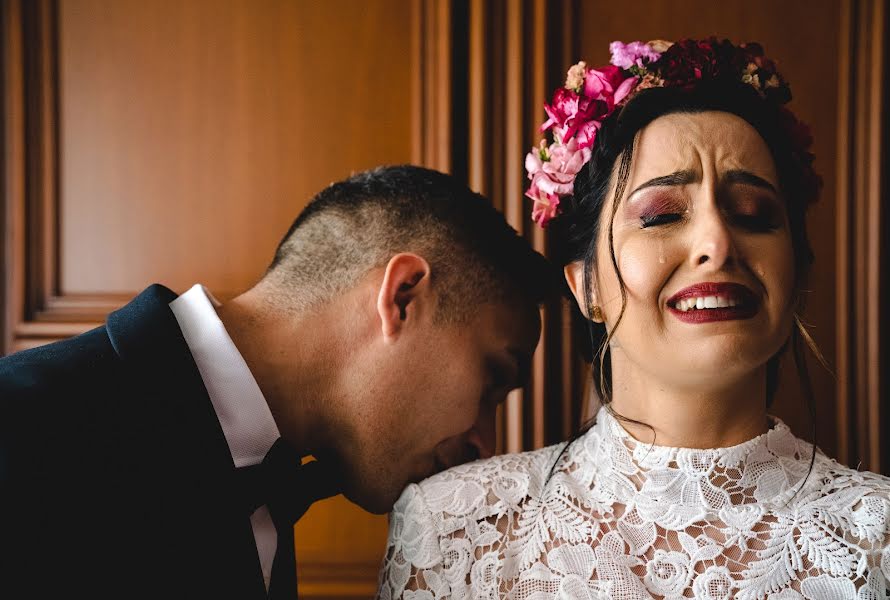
left=377, top=408, right=890, bottom=599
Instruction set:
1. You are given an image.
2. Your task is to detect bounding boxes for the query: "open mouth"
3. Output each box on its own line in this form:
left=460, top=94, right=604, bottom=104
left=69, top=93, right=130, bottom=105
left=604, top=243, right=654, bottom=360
left=667, top=282, right=758, bottom=323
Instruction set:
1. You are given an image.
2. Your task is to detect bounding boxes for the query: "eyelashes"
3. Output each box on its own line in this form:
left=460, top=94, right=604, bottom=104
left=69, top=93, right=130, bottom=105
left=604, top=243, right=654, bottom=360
left=636, top=195, right=783, bottom=232
left=728, top=213, right=782, bottom=232
left=639, top=212, right=781, bottom=231
left=640, top=213, right=682, bottom=228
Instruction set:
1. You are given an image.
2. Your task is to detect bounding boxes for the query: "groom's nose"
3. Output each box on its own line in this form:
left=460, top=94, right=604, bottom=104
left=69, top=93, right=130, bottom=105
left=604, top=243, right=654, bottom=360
left=466, top=423, right=494, bottom=461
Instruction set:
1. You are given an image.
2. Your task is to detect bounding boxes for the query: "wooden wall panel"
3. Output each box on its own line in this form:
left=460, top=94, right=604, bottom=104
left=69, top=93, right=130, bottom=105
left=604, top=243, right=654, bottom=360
left=58, top=0, right=414, bottom=298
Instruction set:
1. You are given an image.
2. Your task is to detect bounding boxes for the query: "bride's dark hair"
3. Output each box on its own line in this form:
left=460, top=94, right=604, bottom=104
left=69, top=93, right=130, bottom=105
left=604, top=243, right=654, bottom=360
left=547, top=79, right=826, bottom=469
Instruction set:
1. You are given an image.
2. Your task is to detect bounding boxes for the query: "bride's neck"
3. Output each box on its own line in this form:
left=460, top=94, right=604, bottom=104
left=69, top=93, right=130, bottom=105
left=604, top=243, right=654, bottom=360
left=606, top=355, right=771, bottom=449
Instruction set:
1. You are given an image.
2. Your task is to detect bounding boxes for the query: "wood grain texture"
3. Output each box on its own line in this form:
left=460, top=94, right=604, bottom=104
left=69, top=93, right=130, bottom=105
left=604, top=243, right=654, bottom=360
left=835, top=0, right=887, bottom=473
left=57, top=0, right=413, bottom=297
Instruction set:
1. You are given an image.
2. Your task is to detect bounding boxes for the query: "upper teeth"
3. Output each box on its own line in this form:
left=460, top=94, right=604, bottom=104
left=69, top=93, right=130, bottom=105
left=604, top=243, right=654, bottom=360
left=674, top=296, right=740, bottom=311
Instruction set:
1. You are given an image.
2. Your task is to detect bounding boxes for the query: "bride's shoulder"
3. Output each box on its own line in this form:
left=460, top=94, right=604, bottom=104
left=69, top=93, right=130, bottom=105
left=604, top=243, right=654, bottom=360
left=433, top=441, right=569, bottom=486
left=812, top=451, right=890, bottom=497
left=800, top=452, right=890, bottom=539
left=391, top=441, right=569, bottom=532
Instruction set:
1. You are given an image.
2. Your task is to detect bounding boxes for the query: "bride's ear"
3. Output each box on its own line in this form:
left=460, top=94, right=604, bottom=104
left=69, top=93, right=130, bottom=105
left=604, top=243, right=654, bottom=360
left=564, top=261, right=600, bottom=322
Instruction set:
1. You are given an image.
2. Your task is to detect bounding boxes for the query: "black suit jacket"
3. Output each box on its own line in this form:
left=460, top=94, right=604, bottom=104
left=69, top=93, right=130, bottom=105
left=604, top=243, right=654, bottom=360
left=0, top=285, right=274, bottom=599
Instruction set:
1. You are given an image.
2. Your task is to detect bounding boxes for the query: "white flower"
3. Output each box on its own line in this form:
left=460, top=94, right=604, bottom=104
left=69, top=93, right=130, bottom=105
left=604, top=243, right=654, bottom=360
left=643, top=549, right=690, bottom=599
left=441, top=537, right=472, bottom=581
left=718, top=504, right=765, bottom=550
left=492, top=472, right=530, bottom=505
left=471, top=552, right=500, bottom=596
left=692, top=565, right=734, bottom=600
left=423, top=480, right=486, bottom=516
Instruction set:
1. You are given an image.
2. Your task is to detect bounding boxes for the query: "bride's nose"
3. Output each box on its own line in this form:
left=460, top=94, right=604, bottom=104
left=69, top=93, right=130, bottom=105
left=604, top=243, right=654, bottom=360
left=688, top=201, right=737, bottom=271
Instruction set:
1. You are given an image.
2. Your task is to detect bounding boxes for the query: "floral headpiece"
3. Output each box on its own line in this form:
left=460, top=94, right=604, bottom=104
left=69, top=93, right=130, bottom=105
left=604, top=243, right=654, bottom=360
left=525, top=38, right=817, bottom=227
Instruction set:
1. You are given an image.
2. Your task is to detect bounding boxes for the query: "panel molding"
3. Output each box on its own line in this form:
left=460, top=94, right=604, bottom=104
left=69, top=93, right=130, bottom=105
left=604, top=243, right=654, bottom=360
left=1, top=0, right=124, bottom=353
left=835, top=0, right=888, bottom=472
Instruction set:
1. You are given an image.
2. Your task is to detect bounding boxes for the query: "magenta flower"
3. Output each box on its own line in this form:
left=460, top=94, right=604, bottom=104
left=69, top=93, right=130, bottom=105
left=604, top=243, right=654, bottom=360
left=609, top=40, right=662, bottom=70
left=584, top=65, right=633, bottom=105
left=540, top=88, right=602, bottom=143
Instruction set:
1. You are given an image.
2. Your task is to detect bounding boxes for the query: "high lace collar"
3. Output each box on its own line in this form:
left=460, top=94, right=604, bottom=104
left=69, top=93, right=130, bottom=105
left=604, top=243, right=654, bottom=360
left=578, top=407, right=814, bottom=511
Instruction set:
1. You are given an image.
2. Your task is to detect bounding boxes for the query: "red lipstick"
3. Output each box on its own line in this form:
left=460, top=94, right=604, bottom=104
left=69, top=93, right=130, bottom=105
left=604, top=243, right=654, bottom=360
left=666, top=282, right=758, bottom=324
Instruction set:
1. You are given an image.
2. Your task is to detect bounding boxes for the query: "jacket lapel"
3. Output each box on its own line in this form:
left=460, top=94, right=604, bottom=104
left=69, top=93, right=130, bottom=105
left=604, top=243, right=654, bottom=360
left=105, top=284, right=268, bottom=598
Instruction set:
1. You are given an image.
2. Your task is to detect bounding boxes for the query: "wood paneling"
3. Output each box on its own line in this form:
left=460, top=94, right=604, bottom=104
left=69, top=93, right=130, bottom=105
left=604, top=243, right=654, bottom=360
left=836, top=0, right=888, bottom=472
left=57, top=0, right=413, bottom=297
left=5, top=0, right=416, bottom=352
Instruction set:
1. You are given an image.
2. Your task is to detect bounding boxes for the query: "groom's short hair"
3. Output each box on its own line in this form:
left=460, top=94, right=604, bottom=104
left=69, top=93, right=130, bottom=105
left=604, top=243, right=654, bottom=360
left=263, top=165, right=561, bottom=321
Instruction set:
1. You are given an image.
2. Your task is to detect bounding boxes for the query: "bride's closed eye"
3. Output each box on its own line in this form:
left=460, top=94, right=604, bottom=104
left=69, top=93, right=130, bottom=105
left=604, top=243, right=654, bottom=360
left=726, top=192, right=784, bottom=232
left=640, top=212, right=683, bottom=228
left=634, top=194, right=688, bottom=229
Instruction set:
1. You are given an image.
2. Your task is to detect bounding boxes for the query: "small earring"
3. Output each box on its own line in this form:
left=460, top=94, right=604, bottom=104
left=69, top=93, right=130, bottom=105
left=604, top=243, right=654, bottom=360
left=590, top=304, right=603, bottom=322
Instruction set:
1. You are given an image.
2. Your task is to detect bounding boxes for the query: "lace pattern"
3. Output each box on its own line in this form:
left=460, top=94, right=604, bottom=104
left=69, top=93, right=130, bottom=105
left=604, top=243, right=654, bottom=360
left=377, top=408, right=890, bottom=599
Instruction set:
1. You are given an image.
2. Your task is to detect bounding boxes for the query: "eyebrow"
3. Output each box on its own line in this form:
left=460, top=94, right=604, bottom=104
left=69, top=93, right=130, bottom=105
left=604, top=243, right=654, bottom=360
left=722, top=169, right=778, bottom=194
left=627, top=168, right=778, bottom=199
left=628, top=170, right=697, bottom=199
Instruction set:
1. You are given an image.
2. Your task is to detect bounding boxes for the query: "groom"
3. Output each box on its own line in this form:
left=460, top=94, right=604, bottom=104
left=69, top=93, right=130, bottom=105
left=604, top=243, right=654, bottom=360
left=0, top=166, right=559, bottom=599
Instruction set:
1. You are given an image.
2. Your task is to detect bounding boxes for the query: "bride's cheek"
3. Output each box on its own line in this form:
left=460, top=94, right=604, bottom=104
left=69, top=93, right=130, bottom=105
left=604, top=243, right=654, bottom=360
left=616, top=241, right=667, bottom=304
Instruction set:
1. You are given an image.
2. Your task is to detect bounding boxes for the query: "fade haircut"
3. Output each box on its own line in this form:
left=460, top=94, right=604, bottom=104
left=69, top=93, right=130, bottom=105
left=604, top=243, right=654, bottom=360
left=263, top=165, right=562, bottom=322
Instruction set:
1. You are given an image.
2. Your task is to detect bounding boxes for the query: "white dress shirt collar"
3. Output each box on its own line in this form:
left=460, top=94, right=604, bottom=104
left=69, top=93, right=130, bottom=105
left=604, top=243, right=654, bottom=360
left=169, top=283, right=280, bottom=467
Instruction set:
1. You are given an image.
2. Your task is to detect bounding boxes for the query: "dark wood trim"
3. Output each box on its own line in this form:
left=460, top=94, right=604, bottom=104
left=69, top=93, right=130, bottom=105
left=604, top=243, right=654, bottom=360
left=21, top=0, right=57, bottom=323
left=1, top=0, right=168, bottom=353
left=412, top=0, right=453, bottom=173
left=0, top=0, right=111, bottom=353
left=836, top=0, right=854, bottom=468
left=836, top=0, right=887, bottom=472
left=462, top=0, right=585, bottom=452
left=2, top=0, right=25, bottom=355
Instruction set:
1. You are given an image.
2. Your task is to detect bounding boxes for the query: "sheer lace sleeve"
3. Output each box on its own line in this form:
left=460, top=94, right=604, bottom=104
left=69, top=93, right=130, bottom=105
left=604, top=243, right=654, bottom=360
left=376, top=484, right=450, bottom=600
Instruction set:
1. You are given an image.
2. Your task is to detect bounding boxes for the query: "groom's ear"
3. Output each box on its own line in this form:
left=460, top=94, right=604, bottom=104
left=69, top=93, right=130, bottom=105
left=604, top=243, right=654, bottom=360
left=377, top=253, right=432, bottom=342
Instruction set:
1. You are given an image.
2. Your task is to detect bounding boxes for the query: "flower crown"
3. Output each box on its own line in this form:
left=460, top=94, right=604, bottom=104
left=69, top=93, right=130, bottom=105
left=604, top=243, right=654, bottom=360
left=525, top=38, right=817, bottom=227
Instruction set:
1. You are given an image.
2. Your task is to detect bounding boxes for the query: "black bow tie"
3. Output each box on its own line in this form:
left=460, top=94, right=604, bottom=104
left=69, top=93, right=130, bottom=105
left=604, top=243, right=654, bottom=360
left=236, top=438, right=340, bottom=600
left=237, top=437, right=340, bottom=526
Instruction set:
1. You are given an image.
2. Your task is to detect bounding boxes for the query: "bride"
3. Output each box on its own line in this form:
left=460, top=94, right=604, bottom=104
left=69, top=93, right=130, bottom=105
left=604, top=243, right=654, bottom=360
left=377, top=38, right=890, bottom=599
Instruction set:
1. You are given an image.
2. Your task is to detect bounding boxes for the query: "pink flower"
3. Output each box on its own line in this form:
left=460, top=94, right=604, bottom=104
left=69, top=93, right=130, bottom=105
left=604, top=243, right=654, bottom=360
left=526, top=138, right=590, bottom=194
left=609, top=41, right=661, bottom=70
left=542, top=140, right=590, bottom=194
left=527, top=182, right=560, bottom=228
left=524, top=138, right=590, bottom=227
